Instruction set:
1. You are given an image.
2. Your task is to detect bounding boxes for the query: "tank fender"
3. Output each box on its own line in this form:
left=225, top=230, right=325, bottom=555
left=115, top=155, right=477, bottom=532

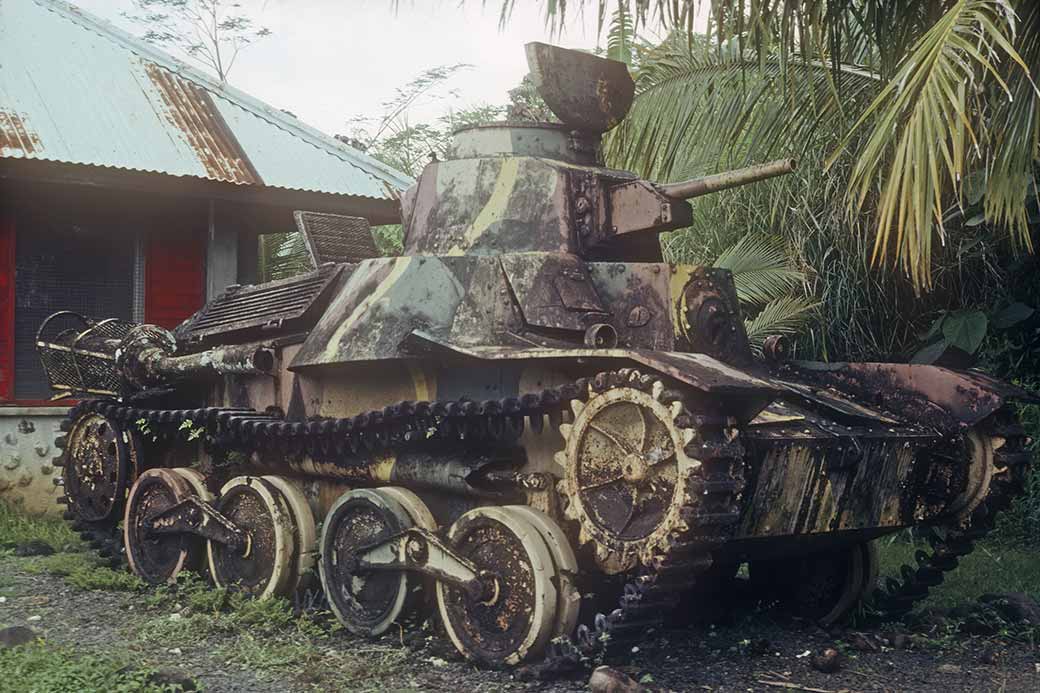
left=782, top=361, right=1039, bottom=431
left=402, top=329, right=779, bottom=423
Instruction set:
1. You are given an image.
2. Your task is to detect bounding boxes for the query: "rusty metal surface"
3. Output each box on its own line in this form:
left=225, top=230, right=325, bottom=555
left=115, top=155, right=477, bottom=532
left=657, top=158, right=797, bottom=199
left=62, top=413, right=131, bottom=522
left=0, top=108, right=42, bottom=156
left=320, top=489, right=413, bottom=635
left=780, top=361, right=1040, bottom=430
left=525, top=42, right=634, bottom=133
left=558, top=380, right=694, bottom=573
left=294, top=212, right=379, bottom=265
left=124, top=468, right=198, bottom=584
left=501, top=253, right=608, bottom=332
left=177, top=263, right=344, bottom=347
left=1, top=0, right=411, bottom=199
left=142, top=63, right=261, bottom=185
left=37, top=39, right=1040, bottom=665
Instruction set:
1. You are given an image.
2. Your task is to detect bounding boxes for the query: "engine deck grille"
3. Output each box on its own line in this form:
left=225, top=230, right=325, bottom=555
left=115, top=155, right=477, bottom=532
left=176, top=263, right=343, bottom=347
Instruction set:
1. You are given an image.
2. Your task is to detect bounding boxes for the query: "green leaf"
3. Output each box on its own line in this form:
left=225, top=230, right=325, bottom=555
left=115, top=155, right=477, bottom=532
left=963, top=170, right=988, bottom=205
left=993, top=302, right=1035, bottom=329
left=744, top=296, right=818, bottom=355
left=713, top=234, right=804, bottom=307
left=919, top=314, right=946, bottom=342
left=964, top=211, right=987, bottom=227
left=912, top=339, right=950, bottom=364
left=941, top=310, right=988, bottom=353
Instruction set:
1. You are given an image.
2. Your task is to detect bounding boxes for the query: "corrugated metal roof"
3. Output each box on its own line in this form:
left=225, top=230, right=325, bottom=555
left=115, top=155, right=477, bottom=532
left=0, top=0, right=412, bottom=199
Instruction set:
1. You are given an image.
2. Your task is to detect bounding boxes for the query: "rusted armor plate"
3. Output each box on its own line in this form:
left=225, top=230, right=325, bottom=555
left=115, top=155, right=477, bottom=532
left=780, top=361, right=1040, bottom=431
left=525, top=42, right=634, bottom=133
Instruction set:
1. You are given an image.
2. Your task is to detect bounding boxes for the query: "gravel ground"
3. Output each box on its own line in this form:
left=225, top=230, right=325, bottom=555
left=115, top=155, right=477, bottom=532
left=1, top=554, right=1038, bottom=692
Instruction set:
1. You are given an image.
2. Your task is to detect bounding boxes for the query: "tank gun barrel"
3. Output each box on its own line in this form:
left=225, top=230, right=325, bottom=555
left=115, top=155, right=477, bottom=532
left=657, top=158, right=797, bottom=200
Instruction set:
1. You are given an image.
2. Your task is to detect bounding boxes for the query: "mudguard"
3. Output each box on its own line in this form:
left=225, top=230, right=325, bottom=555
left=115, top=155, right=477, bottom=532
left=780, top=361, right=1039, bottom=432
left=403, top=329, right=779, bottom=423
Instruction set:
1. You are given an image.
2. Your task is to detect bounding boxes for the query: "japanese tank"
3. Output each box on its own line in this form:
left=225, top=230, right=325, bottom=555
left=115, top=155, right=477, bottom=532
left=38, top=43, right=1036, bottom=667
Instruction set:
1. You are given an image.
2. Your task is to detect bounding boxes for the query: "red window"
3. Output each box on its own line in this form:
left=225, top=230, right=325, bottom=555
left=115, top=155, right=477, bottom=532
left=145, top=232, right=205, bottom=329
left=0, top=214, right=13, bottom=400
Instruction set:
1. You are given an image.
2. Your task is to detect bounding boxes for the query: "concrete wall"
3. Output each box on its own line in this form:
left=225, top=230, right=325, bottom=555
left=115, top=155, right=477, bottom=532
left=0, top=407, right=67, bottom=515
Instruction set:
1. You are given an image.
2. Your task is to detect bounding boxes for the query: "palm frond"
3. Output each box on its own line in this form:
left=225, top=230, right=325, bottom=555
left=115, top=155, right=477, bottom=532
left=713, top=233, right=803, bottom=307
left=982, top=3, right=1040, bottom=252
left=605, top=44, right=880, bottom=183
left=259, top=232, right=312, bottom=282
left=606, top=2, right=634, bottom=65
left=744, top=296, right=818, bottom=355
left=837, top=0, right=1031, bottom=292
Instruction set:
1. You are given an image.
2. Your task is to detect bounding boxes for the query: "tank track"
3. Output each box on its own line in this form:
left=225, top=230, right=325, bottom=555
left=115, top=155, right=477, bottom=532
left=56, top=369, right=747, bottom=666
left=54, top=405, right=128, bottom=569
left=872, top=412, right=1032, bottom=619
left=546, top=370, right=747, bottom=667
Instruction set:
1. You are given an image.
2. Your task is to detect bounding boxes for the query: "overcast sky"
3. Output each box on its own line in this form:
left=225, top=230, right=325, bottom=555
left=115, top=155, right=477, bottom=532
left=73, top=0, right=634, bottom=139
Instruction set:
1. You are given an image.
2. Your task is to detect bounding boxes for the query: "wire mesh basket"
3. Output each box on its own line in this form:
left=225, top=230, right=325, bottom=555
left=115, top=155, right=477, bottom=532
left=35, top=311, right=134, bottom=398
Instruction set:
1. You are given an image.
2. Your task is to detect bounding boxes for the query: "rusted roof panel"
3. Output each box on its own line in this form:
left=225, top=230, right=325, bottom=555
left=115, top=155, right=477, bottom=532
left=0, top=0, right=412, bottom=199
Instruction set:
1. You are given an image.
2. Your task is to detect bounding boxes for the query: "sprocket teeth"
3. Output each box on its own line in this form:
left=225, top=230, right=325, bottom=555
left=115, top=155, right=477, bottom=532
left=651, top=380, right=665, bottom=401
left=570, top=399, right=586, bottom=417
left=554, top=451, right=568, bottom=467
left=681, top=428, right=696, bottom=445
left=559, top=423, right=573, bottom=440
left=669, top=401, right=683, bottom=419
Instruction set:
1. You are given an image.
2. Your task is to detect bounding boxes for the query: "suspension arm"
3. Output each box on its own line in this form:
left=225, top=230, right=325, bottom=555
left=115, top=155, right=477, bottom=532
left=144, top=496, right=248, bottom=552
left=356, top=527, right=485, bottom=600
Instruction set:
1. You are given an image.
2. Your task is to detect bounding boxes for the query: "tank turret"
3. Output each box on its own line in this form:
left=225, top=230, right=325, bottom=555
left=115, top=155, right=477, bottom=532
left=402, top=43, right=794, bottom=262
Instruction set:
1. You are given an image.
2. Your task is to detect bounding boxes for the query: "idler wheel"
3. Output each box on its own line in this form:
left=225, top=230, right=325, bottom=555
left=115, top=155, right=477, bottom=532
left=318, top=488, right=416, bottom=636
left=505, top=505, right=581, bottom=640
left=436, top=506, right=557, bottom=665
left=945, top=431, right=995, bottom=521
left=124, top=468, right=210, bottom=584
left=207, top=476, right=297, bottom=599
left=63, top=413, right=137, bottom=523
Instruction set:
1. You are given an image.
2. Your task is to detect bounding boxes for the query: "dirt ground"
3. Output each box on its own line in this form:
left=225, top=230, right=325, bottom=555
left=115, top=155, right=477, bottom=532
left=2, top=552, right=1038, bottom=693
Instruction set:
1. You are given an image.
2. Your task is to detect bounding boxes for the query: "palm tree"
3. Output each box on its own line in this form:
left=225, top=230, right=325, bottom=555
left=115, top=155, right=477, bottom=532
left=508, top=1, right=1039, bottom=294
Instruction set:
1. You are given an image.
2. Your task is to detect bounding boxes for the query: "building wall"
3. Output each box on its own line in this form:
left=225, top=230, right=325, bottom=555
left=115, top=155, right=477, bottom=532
left=0, top=407, right=67, bottom=515
left=2, top=177, right=268, bottom=511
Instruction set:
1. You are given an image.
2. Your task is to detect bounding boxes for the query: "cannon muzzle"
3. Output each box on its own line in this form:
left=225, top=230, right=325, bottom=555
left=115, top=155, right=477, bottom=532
left=657, top=158, right=797, bottom=200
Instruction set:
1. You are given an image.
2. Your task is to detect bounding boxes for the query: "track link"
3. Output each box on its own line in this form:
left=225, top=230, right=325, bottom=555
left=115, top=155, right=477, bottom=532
left=872, top=411, right=1032, bottom=618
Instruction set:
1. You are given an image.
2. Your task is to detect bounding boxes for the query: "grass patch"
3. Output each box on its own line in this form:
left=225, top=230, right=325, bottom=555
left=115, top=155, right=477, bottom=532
left=0, top=640, right=190, bottom=693
left=877, top=536, right=1040, bottom=611
left=23, top=552, right=144, bottom=592
left=215, top=633, right=412, bottom=691
left=0, top=500, right=80, bottom=551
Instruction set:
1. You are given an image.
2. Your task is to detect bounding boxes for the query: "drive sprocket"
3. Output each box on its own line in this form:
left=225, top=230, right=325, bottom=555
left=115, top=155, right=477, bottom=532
left=556, top=370, right=701, bottom=574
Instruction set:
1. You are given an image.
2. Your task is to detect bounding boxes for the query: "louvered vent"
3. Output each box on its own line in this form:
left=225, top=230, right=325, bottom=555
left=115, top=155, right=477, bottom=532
left=175, top=263, right=342, bottom=346
left=294, top=211, right=380, bottom=265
